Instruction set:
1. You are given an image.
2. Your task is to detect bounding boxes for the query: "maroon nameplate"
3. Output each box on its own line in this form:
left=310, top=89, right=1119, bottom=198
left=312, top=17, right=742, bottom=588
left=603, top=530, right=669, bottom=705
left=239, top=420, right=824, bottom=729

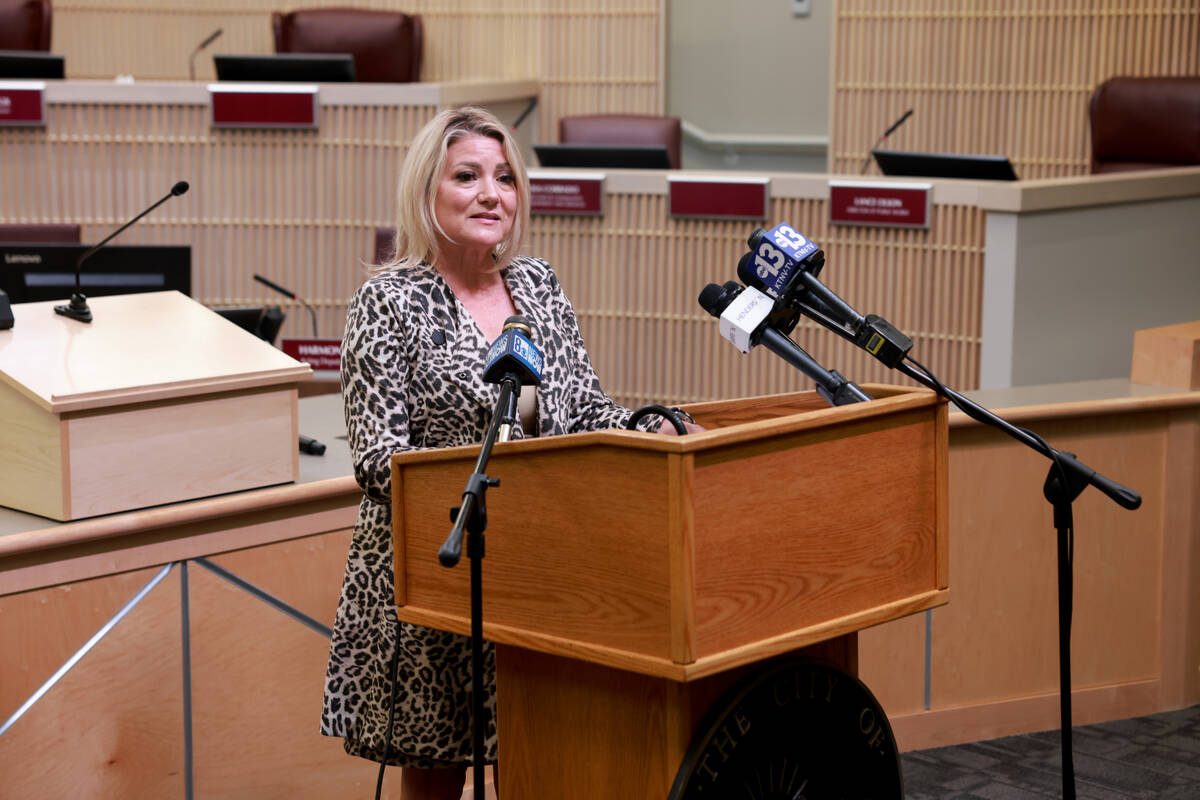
left=209, top=85, right=319, bottom=129
left=0, top=83, right=46, bottom=127
left=668, top=176, right=769, bottom=220
left=530, top=175, right=605, bottom=216
left=282, top=338, right=341, bottom=371
left=829, top=181, right=931, bottom=229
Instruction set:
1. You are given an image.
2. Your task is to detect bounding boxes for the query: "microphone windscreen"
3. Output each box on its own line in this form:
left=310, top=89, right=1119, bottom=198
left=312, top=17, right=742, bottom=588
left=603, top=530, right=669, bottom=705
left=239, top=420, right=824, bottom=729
left=698, top=283, right=727, bottom=316
left=502, top=315, right=533, bottom=336
left=172, top=181, right=190, bottom=196
left=698, top=281, right=742, bottom=317
left=735, top=251, right=759, bottom=289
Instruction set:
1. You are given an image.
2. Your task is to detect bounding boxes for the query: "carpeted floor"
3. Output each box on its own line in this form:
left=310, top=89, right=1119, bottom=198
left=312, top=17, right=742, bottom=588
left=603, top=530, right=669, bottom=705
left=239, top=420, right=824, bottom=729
left=900, top=705, right=1200, bottom=799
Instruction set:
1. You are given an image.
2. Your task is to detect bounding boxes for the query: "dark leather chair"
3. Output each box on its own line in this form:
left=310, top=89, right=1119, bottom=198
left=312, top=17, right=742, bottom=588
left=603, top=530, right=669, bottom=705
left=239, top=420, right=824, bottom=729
left=374, top=226, right=396, bottom=264
left=0, top=0, right=52, bottom=51
left=559, top=114, right=683, bottom=169
left=1089, top=76, right=1200, bottom=174
left=0, top=223, right=80, bottom=242
left=271, top=7, right=422, bottom=83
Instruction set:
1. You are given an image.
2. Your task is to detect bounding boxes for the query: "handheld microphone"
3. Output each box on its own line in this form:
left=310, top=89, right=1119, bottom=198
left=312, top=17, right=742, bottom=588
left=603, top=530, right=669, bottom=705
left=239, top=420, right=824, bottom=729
left=485, top=316, right=544, bottom=442
left=54, top=181, right=190, bottom=323
left=438, top=316, right=545, bottom=567
left=483, top=316, right=544, bottom=387
left=860, top=108, right=914, bottom=174
left=189, top=28, right=224, bottom=81
left=254, top=273, right=319, bottom=338
left=698, top=281, right=871, bottom=406
left=740, top=224, right=913, bottom=368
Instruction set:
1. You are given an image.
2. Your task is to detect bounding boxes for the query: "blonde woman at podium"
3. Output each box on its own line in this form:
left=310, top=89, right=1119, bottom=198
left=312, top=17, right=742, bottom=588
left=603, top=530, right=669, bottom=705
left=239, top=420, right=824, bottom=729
left=319, top=106, right=699, bottom=798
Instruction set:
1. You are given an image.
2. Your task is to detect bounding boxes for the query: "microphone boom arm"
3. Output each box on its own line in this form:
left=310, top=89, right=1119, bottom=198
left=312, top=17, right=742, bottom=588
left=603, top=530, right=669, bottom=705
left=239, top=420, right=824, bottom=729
left=55, top=181, right=188, bottom=323
left=75, top=190, right=178, bottom=277
left=895, top=359, right=1140, bottom=510
left=792, top=284, right=1138, bottom=506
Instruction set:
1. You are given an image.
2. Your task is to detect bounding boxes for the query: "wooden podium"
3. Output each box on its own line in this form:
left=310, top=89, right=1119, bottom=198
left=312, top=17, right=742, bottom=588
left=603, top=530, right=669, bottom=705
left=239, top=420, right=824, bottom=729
left=0, top=291, right=312, bottom=520
left=391, top=387, right=948, bottom=798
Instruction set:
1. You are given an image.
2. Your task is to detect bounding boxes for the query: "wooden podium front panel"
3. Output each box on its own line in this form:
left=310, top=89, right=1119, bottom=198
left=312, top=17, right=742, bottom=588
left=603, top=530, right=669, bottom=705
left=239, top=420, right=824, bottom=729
left=65, top=387, right=299, bottom=519
left=497, top=636, right=861, bottom=800
left=690, top=408, right=942, bottom=660
left=395, top=445, right=677, bottom=660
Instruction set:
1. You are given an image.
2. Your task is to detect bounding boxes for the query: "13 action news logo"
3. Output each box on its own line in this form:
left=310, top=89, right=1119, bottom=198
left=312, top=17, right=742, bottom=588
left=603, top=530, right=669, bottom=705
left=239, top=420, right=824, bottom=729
left=752, top=223, right=819, bottom=295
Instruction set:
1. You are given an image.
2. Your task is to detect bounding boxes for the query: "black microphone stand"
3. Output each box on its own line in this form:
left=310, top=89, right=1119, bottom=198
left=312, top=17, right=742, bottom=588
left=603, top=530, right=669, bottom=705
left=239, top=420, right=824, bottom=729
left=188, top=28, right=223, bottom=82
left=437, top=373, right=520, bottom=800
left=55, top=181, right=189, bottom=323
left=254, top=273, right=319, bottom=337
left=860, top=108, right=913, bottom=174
left=797, top=295, right=1139, bottom=800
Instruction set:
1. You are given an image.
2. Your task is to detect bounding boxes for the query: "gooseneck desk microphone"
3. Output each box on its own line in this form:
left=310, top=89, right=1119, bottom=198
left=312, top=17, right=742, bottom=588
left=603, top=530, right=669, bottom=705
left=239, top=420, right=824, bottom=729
left=54, top=180, right=190, bottom=323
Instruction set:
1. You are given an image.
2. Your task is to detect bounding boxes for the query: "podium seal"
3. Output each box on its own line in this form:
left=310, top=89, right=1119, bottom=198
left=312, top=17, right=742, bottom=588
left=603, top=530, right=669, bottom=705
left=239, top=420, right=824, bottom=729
left=669, top=658, right=902, bottom=799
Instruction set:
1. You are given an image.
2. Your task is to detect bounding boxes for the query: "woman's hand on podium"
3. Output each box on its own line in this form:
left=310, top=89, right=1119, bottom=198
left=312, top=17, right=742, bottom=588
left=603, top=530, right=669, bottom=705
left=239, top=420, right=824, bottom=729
left=656, top=418, right=704, bottom=435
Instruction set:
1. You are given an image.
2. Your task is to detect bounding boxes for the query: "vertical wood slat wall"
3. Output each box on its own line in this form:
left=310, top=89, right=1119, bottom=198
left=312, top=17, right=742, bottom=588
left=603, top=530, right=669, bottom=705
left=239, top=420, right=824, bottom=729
left=0, top=101, right=438, bottom=342
left=832, top=1, right=1200, bottom=179
left=2, top=85, right=986, bottom=403
left=532, top=197, right=985, bottom=408
left=51, top=0, right=666, bottom=144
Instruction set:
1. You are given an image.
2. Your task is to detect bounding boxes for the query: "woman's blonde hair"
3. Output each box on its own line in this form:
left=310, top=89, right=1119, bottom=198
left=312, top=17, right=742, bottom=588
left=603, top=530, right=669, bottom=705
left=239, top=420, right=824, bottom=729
left=381, top=106, right=530, bottom=272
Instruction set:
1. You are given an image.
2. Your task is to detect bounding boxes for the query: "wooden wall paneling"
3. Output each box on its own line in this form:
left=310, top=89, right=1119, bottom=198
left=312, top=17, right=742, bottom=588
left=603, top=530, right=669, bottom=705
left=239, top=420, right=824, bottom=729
left=857, top=608, right=928, bottom=725
left=931, top=412, right=1164, bottom=710
left=537, top=189, right=984, bottom=408
left=0, top=566, right=186, bottom=799
left=1159, top=407, right=1200, bottom=708
left=861, top=394, right=1197, bottom=752
left=190, top=534, right=374, bottom=798
left=46, top=0, right=665, bottom=248
left=11, top=101, right=996, bottom=409
left=831, top=2, right=1200, bottom=179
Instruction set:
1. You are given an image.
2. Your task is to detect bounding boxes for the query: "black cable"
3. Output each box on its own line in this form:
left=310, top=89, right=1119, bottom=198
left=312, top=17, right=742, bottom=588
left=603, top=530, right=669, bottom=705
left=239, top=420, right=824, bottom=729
left=625, top=404, right=688, bottom=434
left=375, top=620, right=403, bottom=800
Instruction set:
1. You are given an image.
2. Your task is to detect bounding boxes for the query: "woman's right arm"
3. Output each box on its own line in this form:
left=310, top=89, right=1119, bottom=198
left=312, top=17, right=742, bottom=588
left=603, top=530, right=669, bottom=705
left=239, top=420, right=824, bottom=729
left=341, top=278, right=414, bottom=505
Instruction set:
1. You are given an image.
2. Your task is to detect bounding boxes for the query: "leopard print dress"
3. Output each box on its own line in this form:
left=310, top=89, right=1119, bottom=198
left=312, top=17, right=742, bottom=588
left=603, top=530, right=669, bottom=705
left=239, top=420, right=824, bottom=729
left=320, top=255, right=644, bottom=767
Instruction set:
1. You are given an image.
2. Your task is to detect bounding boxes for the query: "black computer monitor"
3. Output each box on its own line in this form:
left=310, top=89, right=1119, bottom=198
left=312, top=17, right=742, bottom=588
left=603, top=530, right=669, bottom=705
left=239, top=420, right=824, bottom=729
left=872, top=150, right=1019, bottom=181
left=212, top=306, right=286, bottom=344
left=213, top=54, right=356, bottom=83
left=533, top=144, right=674, bottom=170
left=0, top=49, right=65, bottom=79
left=0, top=244, right=191, bottom=303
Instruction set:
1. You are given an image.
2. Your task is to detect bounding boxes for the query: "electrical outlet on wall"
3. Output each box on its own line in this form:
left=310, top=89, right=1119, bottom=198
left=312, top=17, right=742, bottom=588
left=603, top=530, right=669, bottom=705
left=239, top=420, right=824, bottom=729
left=793, top=0, right=811, bottom=17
